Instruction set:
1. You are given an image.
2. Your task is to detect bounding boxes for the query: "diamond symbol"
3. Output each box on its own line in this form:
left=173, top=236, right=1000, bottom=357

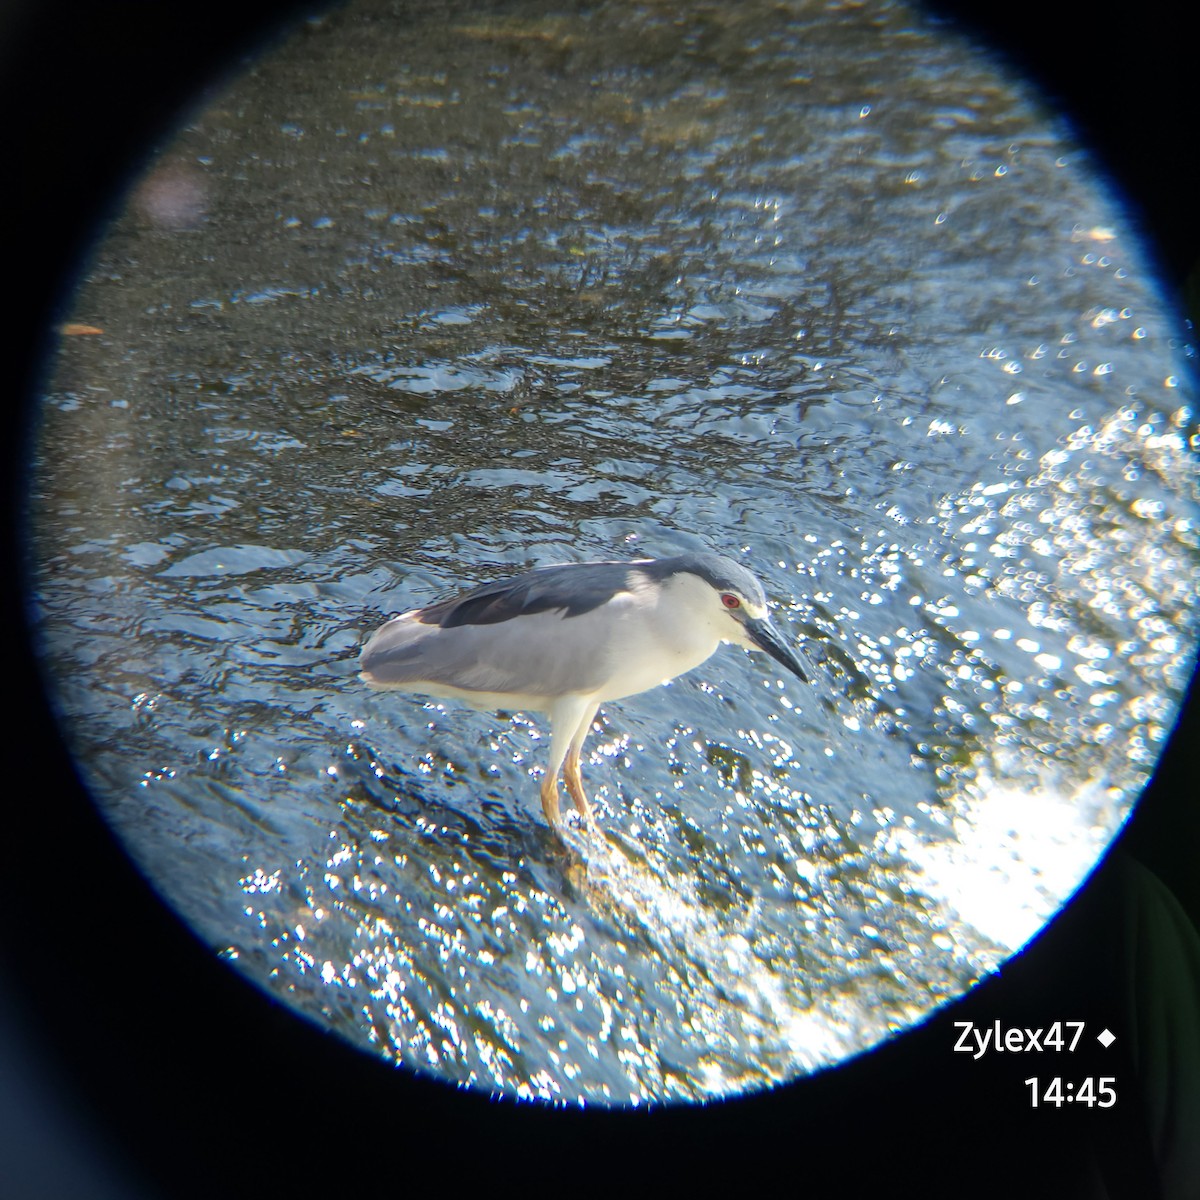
left=1097, top=1028, right=1116, bottom=1048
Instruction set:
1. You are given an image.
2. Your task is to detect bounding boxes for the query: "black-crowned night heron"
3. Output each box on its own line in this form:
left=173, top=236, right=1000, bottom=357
left=360, top=552, right=808, bottom=827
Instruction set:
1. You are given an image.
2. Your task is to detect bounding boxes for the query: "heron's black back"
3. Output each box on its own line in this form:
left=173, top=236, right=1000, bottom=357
left=416, top=561, right=638, bottom=628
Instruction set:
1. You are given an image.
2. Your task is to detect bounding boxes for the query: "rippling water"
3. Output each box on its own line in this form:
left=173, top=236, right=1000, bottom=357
left=27, top=0, right=1197, bottom=1103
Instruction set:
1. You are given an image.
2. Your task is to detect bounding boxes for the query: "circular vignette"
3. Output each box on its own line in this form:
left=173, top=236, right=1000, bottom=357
left=6, top=0, right=1198, bottom=1195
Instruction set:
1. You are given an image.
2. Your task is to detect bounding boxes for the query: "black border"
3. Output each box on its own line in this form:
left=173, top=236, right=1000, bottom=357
left=4, top=2, right=1195, bottom=1195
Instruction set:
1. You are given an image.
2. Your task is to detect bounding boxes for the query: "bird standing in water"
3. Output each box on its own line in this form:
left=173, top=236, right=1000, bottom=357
left=360, top=552, right=808, bottom=826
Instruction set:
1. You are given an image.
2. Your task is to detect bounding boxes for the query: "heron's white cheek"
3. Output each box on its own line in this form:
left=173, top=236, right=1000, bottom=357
left=723, top=620, right=755, bottom=649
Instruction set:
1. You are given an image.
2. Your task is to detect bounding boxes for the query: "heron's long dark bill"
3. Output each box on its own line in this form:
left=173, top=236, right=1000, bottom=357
left=745, top=618, right=808, bottom=682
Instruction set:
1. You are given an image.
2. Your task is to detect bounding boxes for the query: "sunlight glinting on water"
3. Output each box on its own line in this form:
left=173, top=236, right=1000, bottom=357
left=887, top=772, right=1124, bottom=953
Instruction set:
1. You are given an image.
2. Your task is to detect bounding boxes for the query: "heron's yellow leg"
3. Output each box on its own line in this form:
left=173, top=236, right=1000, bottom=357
left=540, top=773, right=563, bottom=826
left=564, top=747, right=592, bottom=820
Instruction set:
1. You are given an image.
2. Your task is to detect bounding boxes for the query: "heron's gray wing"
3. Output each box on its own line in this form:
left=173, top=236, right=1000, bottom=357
left=360, top=606, right=616, bottom=698
left=419, top=561, right=636, bottom=628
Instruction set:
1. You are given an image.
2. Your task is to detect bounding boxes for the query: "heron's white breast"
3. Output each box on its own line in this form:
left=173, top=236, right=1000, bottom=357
left=591, top=582, right=725, bottom=702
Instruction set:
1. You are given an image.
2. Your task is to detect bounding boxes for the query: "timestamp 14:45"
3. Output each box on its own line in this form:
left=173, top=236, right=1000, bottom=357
left=1025, top=1077, right=1116, bottom=1108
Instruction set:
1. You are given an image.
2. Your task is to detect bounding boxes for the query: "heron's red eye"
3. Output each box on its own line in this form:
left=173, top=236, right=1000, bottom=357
left=721, top=593, right=741, bottom=609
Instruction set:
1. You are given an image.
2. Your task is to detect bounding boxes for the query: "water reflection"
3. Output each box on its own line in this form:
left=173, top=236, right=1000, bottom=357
left=28, top=0, right=1197, bottom=1103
